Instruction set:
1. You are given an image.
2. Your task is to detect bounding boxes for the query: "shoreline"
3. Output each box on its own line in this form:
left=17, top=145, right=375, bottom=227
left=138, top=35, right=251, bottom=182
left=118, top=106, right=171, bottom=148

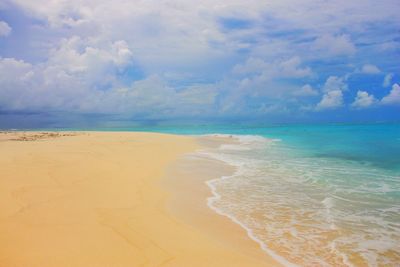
left=164, top=136, right=282, bottom=266
left=198, top=136, right=294, bottom=267
left=164, top=135, right=289, bottom=267
left=0, top=131, right=281, bottom=266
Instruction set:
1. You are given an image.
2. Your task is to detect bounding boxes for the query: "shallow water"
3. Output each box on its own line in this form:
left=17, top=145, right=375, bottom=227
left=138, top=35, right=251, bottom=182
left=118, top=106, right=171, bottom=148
left=197, top=126, right=400, bottom=267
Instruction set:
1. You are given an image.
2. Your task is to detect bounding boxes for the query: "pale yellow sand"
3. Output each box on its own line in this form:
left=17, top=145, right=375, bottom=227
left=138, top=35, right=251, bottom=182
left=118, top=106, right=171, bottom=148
left=0, top=131, right=280, bottom=267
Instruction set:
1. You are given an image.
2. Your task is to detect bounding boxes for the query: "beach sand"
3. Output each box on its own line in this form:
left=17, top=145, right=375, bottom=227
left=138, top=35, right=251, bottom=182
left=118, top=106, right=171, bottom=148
left=0, top=131, right=280, bottom=267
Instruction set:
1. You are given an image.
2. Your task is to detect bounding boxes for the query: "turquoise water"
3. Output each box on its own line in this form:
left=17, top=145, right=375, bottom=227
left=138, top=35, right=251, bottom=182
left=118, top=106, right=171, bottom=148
left=124, top=123, right=400, bottom=266
left=58, top=123, right=400, bottom=265
left=126, top=123, right=400, bottom=172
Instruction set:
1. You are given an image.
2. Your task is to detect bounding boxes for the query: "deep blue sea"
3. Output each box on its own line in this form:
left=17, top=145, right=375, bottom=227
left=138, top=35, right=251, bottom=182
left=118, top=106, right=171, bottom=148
left=53, top=123, right=400, bottom=266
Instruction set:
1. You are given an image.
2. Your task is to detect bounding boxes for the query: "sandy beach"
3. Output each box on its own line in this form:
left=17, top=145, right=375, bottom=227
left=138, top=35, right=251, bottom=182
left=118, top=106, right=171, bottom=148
left=0, top=131, right=280, bottom=267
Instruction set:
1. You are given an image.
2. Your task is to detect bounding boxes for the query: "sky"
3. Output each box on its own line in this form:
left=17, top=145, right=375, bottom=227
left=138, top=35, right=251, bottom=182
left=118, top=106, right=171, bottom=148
left=0, top=0, right=399, bottom=128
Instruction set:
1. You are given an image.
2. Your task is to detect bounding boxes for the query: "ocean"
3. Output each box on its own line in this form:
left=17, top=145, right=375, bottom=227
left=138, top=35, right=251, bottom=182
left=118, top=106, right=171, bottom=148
left=198, top=125, right=400, bottom=266
left=55, top=123, right=400, bottom=266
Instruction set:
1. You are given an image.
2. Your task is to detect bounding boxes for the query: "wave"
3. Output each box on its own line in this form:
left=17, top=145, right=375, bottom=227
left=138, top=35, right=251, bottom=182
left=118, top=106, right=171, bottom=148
left=196, top=133, right=400, bottom=267
left=201, top=134, right=297, bottom=267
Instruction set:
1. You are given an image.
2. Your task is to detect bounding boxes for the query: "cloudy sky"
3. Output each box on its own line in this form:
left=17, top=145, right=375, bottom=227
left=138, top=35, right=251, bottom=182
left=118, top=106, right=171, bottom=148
left=0, top=0, right=399, bottom=127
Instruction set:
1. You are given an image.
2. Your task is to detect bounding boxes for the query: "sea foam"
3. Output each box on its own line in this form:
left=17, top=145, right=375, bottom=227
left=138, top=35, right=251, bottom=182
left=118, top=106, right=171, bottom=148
left=196, top=133, right=400, bottom=267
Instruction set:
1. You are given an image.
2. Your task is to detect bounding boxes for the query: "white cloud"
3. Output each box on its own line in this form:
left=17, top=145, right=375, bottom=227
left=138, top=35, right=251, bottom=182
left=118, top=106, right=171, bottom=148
left=50, top=36, right=133, bottom=68
left=316, top=90, right=343, bottom=110
left=293, top=84, right=318, bottom=97
left=233, top=56, right=312, bottom=78
left=351, top=90, right=377, bottom=109
left=45, top=36, right=133, bottom=88
left=232, top=57, right=268, bottom=74
left=228, top=56, right=314, bottom=101
left=1, top=0, right=399, bottom=118
left=0, top=21, right=11, bottom=37
left=279, top=57, right=313, bottom=78
left=0, top=56, right=90, bottom=111
left=322, top=76, right=348, bottom=92
left=381, top=83, right=400, bottom=105
left=313, top=34, right=356, bottom=57
left=361, top=64, right=381, bottom=74
left=0, top=53, right=217, bottom=116
left=383, top=73, right=393, bottom=87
